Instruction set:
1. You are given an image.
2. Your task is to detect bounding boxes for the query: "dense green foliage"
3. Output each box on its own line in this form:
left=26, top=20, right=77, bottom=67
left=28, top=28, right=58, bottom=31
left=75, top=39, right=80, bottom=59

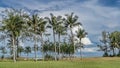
left=98, top=31, right=120, bottom=57
left=0, top=8, right=87, bottom=62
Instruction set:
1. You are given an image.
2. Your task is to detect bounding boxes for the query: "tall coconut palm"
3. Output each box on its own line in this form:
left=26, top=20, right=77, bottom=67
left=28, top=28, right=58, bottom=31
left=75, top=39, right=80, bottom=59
left=45, top=13, right=61, bottom=61
left=56, top=23, right=67, bottom=59
left=1, top=9, right=26, bottom=62
left=76, top=28, right=87, bottom=60
left=65, top=12, right=82, bottom=58
left=36, top=18, right=47, bottom=61
left=27, top=14, right=39, bottom=62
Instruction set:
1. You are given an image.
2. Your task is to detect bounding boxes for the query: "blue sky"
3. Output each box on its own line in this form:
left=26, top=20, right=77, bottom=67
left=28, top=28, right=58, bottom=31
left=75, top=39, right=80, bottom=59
left=0, top=0, right=120, bottom=54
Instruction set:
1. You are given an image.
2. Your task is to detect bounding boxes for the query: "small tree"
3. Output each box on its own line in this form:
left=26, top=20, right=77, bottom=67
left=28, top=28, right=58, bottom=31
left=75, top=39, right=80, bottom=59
left=17, top=46, right=24, bottom=57
left=0, top=46, right=7, bottom=59
left=100, top=31, right=109, bottom=57
left=24, top=46, right=31, bottom=60
left=109, top=31, right=120, bottom=56
left=76, top=28, right=87, bottom=60
left=1, top=9, right=26, bottom=62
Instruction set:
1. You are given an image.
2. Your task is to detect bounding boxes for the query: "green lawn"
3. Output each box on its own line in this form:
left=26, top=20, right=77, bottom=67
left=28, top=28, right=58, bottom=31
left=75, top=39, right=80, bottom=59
left=0, top=57, right=120, bottom=68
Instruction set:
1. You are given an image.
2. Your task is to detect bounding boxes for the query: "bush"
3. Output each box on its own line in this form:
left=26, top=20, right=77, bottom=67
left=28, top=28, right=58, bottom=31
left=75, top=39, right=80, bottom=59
left=44, top=54, right=54, bottom=61
left=103, top=53, right=109, bottom=57
left=116, top=52, right=120, bottom=57
left=1, top=55, right=4, bottom=59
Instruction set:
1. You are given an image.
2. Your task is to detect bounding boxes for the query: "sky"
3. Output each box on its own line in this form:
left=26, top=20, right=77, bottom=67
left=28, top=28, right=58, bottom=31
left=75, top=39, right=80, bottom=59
left=0, top=0, right=120, bottom=56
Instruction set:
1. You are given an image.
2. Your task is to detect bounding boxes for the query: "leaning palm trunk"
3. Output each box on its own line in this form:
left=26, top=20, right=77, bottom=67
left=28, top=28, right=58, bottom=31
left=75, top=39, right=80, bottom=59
left=12, top=34, right=16, bottom=62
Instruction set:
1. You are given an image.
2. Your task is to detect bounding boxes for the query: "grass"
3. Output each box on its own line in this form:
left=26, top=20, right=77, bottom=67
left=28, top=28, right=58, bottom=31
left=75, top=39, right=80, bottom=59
left=0, top=57, right=120, bottom=68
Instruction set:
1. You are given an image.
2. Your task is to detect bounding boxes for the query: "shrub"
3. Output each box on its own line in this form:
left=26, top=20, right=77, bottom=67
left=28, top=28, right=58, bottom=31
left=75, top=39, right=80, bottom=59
left=44, top=54, right=54, bottom=61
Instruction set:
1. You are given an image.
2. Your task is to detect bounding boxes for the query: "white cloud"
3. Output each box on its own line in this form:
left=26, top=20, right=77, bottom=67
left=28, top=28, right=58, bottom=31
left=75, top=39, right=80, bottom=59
left=74, top=35, right=92, bottom=46
left=81, top=37, right=92, bottom=45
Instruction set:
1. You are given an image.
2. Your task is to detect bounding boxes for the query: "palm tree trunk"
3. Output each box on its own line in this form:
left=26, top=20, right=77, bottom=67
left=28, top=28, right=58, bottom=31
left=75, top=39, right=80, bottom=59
left=80, top=47, right=82, bottom=60
left=70, top=27, right=75, bottom=58
left=16, top=37, right=19, bottom=58
left=80, top=39, right=82, bottom=60
left=58, top=33, right=61, bottom=60
left=105, top=43, right=108, bottom=56
left=12, top=34, right=16, bottom=62
left=112, top=47, right=115, bottom=56
left=41, top=33, right=44, bottom=61
left=53, top=29, right=57, bottom=61
left=27, top=53, right=29, bottom=60
left=10, top=36, right=13, bottom=57
left=34, top=35, right=37, bottom=62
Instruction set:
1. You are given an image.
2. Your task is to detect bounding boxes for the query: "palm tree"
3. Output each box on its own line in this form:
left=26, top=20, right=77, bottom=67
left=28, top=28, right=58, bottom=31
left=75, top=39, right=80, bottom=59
left=65, top=12, right=82, bottom=58
left=56, top=23, right=67, bottom=59
left=24, top=46, right=31, bottom=60
left=45, top=13, right=61, bottom=61
left=36, top=17, right=47, bottom=61
left=17, top=46, right=24, bottom=57
left=109, top=31, right=120, bottom=56
left=27, top=14, right=40, bottom=61
left=60, top=42, right=74, bottom=59
left=1, top=9, right=26, bottom=62
left=42, top=41, right=49, bottom=55
left=76, top=28, right=87, bottom=60
left=100, top=31, right=109, bottom=57
left=116, top=32, right=120, bottom=55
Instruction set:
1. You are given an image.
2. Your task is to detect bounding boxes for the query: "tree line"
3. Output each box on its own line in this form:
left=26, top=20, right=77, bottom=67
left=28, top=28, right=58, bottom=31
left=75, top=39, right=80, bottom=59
left=98, top=31, right=120, bottom=57
left=0, top=8, right=87, bottom=62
